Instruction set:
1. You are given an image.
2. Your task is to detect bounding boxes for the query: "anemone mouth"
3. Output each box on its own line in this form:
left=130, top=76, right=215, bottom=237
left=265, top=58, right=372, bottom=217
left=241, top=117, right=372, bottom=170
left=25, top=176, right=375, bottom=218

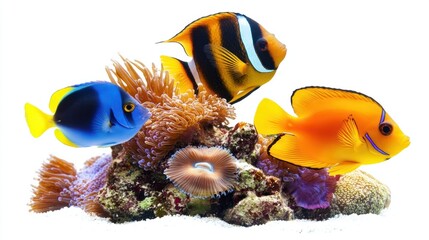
left=164, top=146, right=238, bottom=198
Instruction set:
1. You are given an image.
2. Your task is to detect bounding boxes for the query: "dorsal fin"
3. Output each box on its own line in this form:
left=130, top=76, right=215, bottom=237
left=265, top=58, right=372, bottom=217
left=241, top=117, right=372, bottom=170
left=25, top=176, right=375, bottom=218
left=49, top=87, right=74, bottom=113
left=291, top=87, right=381, bottom=117
left=161, top=12, right=237, bottom=56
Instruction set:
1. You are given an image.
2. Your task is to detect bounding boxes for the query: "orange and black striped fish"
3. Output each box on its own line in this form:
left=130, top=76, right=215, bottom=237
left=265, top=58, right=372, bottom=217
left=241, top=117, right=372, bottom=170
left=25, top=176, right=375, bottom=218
left=160, top=12, right=287, bottom=104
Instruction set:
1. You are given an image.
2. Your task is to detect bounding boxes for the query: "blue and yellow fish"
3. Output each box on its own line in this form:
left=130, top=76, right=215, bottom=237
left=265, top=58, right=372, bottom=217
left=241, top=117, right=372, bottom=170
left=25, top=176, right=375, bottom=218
left=24, top=82, right=151, bottom=147
left=160, top=12, right=287, bottom=104
left=254, top=87, right=410, bottom=175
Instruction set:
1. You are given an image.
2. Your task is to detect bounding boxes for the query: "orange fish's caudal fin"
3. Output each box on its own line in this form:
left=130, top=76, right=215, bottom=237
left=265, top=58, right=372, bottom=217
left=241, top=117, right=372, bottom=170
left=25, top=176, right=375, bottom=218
left=254, top=98, right=294, bottom=135
left=268, top=133, right=328, bottom=169
left=24, top=103, right=55, bottom=138
left=328, top=161, right=361, bottom=176
left=160, top=55, right=199, bottom=95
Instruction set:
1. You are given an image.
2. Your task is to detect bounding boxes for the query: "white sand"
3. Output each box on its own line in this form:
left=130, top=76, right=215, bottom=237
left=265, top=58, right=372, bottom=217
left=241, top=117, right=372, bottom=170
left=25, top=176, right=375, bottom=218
left=1, top=0, right=428, bottom=239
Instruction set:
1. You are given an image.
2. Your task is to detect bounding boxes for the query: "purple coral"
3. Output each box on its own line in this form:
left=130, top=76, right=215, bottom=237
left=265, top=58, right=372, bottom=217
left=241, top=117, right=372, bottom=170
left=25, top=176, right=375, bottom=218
left=284, top=168, right=339, bottom=210
left=257, top=156, right=339, bottom=210
left=256, top=158, right=286, bottom=179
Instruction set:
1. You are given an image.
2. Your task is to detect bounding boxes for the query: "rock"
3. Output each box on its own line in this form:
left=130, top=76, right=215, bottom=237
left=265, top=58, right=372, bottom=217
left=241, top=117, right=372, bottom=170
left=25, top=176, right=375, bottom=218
left=225, top=122, right=259, bottom=164
left=234, top=162, right=281, bottom=196
left=223, top=192, right=294, bottom=226
left=332, top=170, right=391, bottom=215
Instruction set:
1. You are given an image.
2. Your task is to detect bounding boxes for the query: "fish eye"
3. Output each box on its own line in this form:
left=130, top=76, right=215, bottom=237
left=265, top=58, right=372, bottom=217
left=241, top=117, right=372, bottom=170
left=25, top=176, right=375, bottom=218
left=123, top=103, right=135, bottom=113
left=257, top=38, right=268, bottom=51
left=379, top=123, right=393, bottom=136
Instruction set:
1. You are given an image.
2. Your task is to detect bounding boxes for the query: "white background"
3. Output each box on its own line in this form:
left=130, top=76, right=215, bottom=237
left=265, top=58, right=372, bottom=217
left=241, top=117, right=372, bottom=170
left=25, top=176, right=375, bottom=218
left=1, top=0, right=428, bottom=239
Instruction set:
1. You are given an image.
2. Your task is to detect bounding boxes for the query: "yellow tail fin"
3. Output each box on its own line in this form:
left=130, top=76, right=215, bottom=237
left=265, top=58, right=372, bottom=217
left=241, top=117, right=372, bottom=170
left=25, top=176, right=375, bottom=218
left=254, top=98, right=293, bottom=135
left=24, top=103, right=54, bottom=138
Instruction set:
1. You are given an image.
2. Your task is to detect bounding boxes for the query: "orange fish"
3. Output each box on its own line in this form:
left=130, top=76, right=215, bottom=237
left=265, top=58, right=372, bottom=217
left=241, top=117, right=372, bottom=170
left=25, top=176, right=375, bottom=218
left=160, top=12, right=287, bottom=104
left=254, top=87, right=410, bottom=175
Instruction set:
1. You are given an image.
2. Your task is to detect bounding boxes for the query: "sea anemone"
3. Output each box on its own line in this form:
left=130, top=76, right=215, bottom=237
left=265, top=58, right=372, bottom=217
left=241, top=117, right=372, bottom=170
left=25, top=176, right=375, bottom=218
left=106, top=57, right=236, bottom=171
left=106, top=56, right=177, bottom=104
left=30, top=155, right=112, bottom=217
left=30, top=156, right=77, bottom=212
left=164, top=146, right=238, bottom=198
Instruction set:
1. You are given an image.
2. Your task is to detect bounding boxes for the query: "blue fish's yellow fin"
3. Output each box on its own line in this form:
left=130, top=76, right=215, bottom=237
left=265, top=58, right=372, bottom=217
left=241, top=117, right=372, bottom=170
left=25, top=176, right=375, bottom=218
left=254, top=98, right=292, bottom=135
left=160, top=55, right=197, bottom=94
left=338, top=116, right=364, bottom=151
left=54, top=129, right=78, bottom=147
left=24, top=103, right=54, bottom=138
left=269, top=134, right=327, bottom=169
left=328, top=161, right=360, bottom=176
left=204, top=44, right=247, bottom=81
left=291, top=87, right=380, bottom=117
left=49, top=87, right=74, bottom=113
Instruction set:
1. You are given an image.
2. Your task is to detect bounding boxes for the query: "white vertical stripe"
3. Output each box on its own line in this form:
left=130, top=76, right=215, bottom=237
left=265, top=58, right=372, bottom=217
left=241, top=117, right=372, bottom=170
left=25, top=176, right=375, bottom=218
left=237, top=15, right=273, bottom=73
left=188, top=59, right=202, bottom=85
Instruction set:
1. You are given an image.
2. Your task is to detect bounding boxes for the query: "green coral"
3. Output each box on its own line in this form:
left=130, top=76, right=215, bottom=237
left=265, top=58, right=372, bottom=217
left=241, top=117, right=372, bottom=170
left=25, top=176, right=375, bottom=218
left=139, top=197, right=156, bottom=211
left=223, top=192, right=294, bottom=226
left=186, top=198, right=212, bottom=216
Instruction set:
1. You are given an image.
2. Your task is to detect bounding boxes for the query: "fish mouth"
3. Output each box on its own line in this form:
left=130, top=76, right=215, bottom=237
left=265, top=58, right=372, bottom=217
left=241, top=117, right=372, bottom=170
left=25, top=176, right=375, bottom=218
left=403, top=136, right=411, bottom=148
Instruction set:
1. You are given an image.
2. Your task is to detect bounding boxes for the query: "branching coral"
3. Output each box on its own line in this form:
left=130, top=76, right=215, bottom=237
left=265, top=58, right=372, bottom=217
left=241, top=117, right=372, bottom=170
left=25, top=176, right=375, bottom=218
left=30, top=156, right=77, bottom=212
left=106, top=57, right=236, bottom=171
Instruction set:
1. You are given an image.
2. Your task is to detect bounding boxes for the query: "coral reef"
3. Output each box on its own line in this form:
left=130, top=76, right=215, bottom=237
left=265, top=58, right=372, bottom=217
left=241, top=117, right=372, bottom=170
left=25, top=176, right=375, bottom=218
left=107, top=57, right=235, bottom=171
left=30, top=58, right=393, bottom=226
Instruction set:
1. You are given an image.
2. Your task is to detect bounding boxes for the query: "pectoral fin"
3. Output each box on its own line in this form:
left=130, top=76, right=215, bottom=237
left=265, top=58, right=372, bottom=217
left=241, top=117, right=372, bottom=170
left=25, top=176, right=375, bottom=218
left=204, top=44, right=247, bottom=80
left=338, top=115, right=364, bottom=152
